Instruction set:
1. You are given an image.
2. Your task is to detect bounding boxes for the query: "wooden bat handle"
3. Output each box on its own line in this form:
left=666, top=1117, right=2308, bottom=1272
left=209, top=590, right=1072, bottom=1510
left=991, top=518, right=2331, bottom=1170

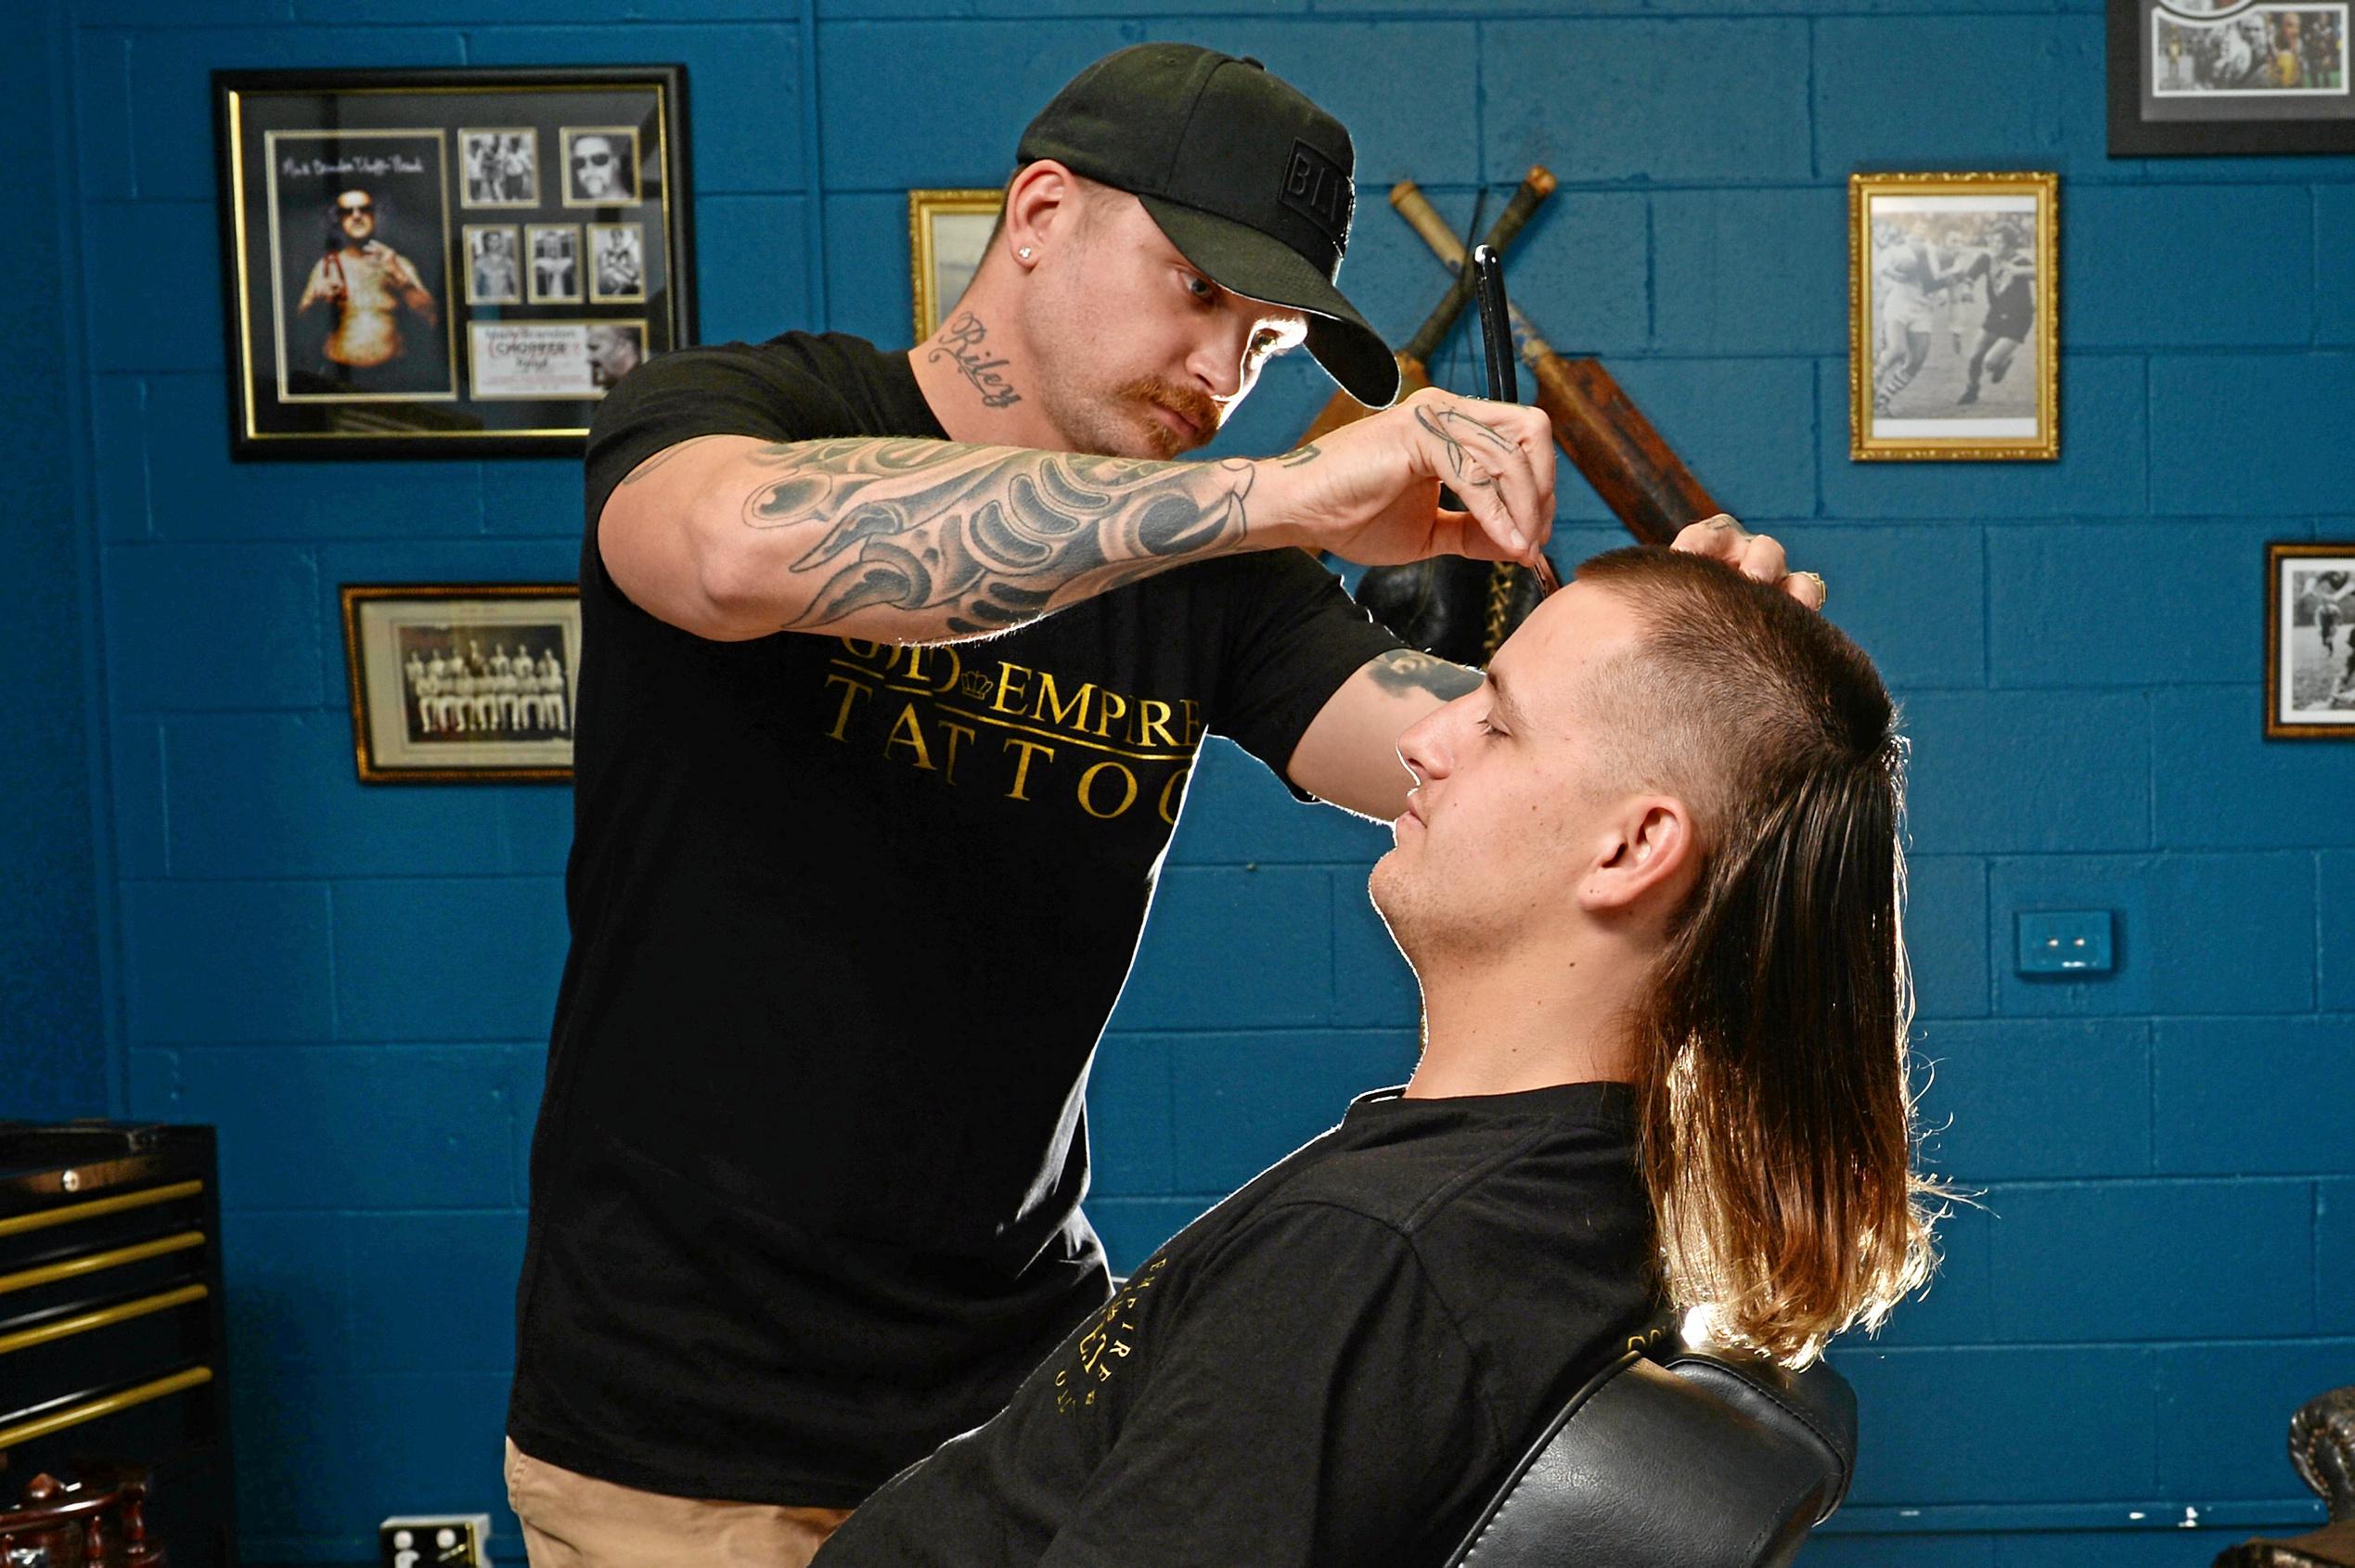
left=1391, top=180, right=1721, bottom=546
left=1397, top=167, right=1557, bottom=368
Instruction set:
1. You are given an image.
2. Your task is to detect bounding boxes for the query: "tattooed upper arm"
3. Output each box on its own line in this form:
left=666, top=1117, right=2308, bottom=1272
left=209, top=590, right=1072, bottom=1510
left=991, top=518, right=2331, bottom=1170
left=1363, top=649, right=1481, bottom=701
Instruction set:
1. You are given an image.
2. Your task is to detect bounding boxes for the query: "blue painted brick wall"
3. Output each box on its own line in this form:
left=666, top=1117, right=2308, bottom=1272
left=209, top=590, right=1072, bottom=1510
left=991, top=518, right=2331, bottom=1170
left=2, top=0, right=107, bottom=1120
left=14, top=0, right=2352, bottom=1562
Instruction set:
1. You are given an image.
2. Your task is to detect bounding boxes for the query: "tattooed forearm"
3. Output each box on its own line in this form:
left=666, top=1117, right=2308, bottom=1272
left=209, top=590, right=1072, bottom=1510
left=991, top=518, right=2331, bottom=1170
left=1364, top=649, right=1481, bottom=701
left=927, top=311, right=1022, bottom=409
left=733, top=437, right=1257, bottom=635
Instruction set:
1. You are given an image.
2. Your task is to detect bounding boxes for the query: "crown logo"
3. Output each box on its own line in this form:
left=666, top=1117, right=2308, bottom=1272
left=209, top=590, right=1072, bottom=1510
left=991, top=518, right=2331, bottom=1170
left=960, top=672, right=995, bottom=700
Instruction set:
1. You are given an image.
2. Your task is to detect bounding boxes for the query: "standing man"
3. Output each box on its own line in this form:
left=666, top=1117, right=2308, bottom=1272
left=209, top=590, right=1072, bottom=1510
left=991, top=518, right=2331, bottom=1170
left=504, top=43, right=1822, bottom=1568
left=294, top=187, right=440, bottom=392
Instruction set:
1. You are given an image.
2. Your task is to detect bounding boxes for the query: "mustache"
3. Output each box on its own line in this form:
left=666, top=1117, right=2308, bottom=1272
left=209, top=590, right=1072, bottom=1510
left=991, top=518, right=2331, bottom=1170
left=1116, top=378, right=1223, bottom=456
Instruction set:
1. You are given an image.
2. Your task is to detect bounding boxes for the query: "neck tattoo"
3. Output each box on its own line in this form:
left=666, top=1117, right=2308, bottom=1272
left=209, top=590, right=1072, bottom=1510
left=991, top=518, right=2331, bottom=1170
left=930, top=311, right=1023, bottom=409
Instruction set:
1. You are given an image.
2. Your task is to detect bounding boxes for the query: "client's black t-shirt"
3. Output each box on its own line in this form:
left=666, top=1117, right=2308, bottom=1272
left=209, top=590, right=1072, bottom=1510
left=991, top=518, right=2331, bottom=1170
left=815, top=1082, right=1661, bottom=1568
left=507, top=333, right=1404, bottom=1505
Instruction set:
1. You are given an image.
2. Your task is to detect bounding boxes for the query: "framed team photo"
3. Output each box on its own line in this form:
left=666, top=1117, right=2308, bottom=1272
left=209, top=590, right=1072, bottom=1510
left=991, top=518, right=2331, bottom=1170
left=2109, top=0, right=2354, bottom=154
left=909, top=187, right=1002, bottom=341
left=214, top=66, right=694, bottom=459
left=588, top=222, right=647, bottom=303
left=459, top=127, right=539, bottom=208
left=2266, top=543, right=2355, bottom=738
left=1849, top=172, right=2058, bottom=462
left=341, top=584, right=581, bottom=782
left=527, top=224, right=582, bottom=303
left=464, top=224, right=522, bottom=304
left=561, top=125, right=642, bottom=207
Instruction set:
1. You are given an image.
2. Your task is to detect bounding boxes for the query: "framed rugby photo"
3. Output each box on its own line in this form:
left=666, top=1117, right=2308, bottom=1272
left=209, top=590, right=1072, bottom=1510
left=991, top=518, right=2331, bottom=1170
left=2109, top=0, right=2354, bottom=155
left=909, top=187, right=1003, bottom=341
left=341, top=584, right=580, bottom=782
left=1849, top=172, right=2058, bottom=462
left=2266, top=543, right=2355, bottom=739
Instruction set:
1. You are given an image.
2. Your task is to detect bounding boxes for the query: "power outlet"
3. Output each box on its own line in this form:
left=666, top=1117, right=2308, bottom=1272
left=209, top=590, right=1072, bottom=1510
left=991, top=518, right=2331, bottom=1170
left=380, top=1514, right=491, bottom=1568
left=2015, top=910, right=2114, bottom=976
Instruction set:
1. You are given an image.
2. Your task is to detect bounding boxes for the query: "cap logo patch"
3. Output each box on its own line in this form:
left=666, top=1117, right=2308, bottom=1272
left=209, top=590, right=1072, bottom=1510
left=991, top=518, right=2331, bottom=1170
left=1279, top=138, right=1351, bottom=249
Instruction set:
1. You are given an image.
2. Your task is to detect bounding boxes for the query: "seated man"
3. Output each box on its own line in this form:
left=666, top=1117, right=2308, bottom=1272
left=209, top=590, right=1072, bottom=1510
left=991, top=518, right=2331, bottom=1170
left=814, top=546, right=1941, bottom=1567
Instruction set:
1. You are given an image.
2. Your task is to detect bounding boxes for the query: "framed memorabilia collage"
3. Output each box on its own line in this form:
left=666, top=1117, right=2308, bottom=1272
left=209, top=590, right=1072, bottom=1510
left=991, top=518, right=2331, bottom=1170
left=341, top=585, right=581, bottom=782
left=1849, top=171, right=2059, bottom=462
left=214, top=66, right=694, bottom=460
left=2109, top=0, right=2353, bottom=154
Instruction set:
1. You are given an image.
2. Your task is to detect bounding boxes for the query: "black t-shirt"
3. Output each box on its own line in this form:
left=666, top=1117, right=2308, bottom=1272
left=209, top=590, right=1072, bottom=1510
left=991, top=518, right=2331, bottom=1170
left=508, top=333, right=1403, bottom=1505
left=815, top=1082, right=1661, bottom=1568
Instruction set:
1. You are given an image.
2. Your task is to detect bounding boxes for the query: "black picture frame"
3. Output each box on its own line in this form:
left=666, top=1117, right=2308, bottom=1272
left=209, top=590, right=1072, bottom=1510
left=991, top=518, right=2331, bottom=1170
left=213, top=66, right=695, bottom=460
left=2107, top=0, right=2355, bottom=156
left=340, top=583, right=581, bottom=782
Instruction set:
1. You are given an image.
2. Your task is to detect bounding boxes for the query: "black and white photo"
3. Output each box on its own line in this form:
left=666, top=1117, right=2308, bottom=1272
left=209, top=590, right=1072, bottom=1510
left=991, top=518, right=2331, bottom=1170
left=588, top=222, right=646, bottom=303
left=460, top=127, right=539, bottom=208
left=1850, top=173, right=2058, bottom=461
left=527, top=223, right=580, bottom=303
left=465, top=224, right=522, bottom=304
left=2268, top=544, right=2355, bottom=738
left=561, top=125, right=640, bottom=206
left=341, top=584, right=581, bottom=781
left=585, top=321, right=644, bottom=390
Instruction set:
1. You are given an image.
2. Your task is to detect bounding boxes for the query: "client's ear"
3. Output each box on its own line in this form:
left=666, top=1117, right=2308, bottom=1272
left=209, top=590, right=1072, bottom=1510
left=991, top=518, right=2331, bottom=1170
left=1576, top=796, right=1697, bottom=916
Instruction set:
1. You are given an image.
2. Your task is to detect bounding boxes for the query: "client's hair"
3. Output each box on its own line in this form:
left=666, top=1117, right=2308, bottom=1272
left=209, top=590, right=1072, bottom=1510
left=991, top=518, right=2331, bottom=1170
left=1574, top=545, right=1939, bottom=1367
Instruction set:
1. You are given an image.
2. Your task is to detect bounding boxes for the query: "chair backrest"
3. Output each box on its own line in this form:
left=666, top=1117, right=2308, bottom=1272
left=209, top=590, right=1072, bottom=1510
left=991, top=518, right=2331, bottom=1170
left=1441, top=1329, right=1858, bottom=1568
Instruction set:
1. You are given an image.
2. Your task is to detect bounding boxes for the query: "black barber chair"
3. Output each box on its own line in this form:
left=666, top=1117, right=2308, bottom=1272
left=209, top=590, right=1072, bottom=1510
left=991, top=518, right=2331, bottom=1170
left=1442, top=1325, right=1857, bottom=1568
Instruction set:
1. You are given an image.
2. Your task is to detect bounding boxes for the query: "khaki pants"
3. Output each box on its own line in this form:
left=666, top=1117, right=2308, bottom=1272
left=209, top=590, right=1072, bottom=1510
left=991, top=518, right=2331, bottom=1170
left=505, top=1438, right=853, bottom=1568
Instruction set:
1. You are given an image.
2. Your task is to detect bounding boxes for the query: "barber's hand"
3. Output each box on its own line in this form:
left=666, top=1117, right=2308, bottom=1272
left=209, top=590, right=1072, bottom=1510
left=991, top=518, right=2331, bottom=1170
left=1671, top=514, right=1827, bottom=612
left=1255, top=387, right=1554, bottom=568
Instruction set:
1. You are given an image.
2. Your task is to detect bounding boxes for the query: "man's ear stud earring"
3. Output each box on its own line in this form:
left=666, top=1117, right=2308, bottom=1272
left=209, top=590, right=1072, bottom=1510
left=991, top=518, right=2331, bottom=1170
left=1018, top=246, right=1034, bottom=261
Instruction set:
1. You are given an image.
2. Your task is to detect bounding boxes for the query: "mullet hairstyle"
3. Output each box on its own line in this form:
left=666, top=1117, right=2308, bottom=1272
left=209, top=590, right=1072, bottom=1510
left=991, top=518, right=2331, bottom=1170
left=1574, top=546, right=1941, bottom=1367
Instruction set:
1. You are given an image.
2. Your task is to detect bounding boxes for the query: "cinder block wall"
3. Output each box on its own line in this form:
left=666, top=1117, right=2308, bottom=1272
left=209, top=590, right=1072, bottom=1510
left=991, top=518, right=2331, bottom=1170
left=18, top=0, right=2352, bottom=1562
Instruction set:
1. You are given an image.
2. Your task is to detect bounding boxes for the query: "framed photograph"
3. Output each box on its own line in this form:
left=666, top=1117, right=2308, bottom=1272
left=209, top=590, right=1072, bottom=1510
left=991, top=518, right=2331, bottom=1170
left=459, top=127, right=539, bottom=208
left=561, top=125, right=642, bottom=207
left=215, top=66, right=693, bottom=460
left=588, top=222, right=648, bottom=303
left=463, top=225, right=521, bottom=305
left=468, top=318, right=646, bottom=400
left=1850, top=172, right=2058, bottom=462
left=2267, top=543, right=2355, bottom=738
left=908, top=188, right=1002, bottom=341
left=527, top=224, right=582, bottom=303
left=2110, top=0, right=2353, bottom=155
left=340, top=584, right=580, bottom=782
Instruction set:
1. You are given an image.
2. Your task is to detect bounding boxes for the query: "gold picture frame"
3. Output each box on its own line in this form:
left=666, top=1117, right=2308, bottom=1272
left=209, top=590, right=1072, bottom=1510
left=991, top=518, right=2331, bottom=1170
left=214, top=67, right=693, bottom=459
left=340, top=583, right=580, bottom=783
left=908, top=187, right=1003, bottom=341
left=2265, top=541, right=2355, bottom=739
left=1849, top=171, right=2059, bottom=462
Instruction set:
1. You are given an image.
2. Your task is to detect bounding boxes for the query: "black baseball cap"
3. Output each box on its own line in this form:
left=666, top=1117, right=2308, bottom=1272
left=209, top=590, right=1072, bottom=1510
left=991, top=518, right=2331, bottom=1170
left=1016, top=44, right=1400, bottom=409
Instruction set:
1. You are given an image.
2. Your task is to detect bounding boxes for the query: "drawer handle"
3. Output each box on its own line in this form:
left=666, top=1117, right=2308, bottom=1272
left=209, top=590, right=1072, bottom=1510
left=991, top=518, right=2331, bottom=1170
left=0, top=1181, right=205, bottom=1240
left=0, top=1283, right=211, bottom=1358
left=0, top=1233, right=206, bottom=1298
left=0, top=1366, right=213, bottom=1450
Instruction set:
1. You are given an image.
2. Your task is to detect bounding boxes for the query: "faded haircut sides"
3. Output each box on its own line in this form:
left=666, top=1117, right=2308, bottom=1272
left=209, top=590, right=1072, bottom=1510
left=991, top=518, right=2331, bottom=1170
left=1573, top=544, right=1942, bottom=1367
